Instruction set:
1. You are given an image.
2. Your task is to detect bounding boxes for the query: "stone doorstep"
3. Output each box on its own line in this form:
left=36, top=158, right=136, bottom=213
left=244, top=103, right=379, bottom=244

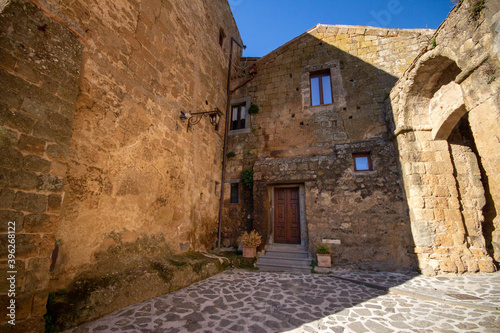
left=258, top=256, right=312, bottom=268
left=257, top=244, right=313, bottom=273
left=264, top=248, right=310, bottom=259
left=257, top=263, right=312, bottom=274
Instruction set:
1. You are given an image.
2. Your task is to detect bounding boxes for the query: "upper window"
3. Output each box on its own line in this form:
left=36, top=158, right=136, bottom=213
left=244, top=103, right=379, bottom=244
left=310, top=70, right=333, bottom=106
left=231, top=104, right=246, bottom=130
left=353, top=153, right=373, bottom=171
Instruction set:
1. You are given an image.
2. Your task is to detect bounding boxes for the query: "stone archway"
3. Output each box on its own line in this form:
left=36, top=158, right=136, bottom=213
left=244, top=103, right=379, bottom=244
left=429, top=81, right=467, bottom=140
left=391, top=50, right=497, bottom=274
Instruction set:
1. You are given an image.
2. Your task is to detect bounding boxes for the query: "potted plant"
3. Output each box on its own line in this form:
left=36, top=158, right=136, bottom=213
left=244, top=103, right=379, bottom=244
left=238, top=230, right=262, bottom=258
left=316, top=244, right=331, bottom=268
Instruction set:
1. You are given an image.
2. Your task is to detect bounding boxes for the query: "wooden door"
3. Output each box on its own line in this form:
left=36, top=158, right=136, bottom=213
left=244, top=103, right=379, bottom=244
left=274, top=187, right=301, bottom=244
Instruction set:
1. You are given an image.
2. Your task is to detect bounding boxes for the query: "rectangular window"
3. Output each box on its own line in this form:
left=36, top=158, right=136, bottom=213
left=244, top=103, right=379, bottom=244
left=353, top=153, right=373, bottom=171
left=230, top=183, right=239, bottom=203
left=231, top=104, right=246, bottom=130
left=310, top=70, right=333, bottom=106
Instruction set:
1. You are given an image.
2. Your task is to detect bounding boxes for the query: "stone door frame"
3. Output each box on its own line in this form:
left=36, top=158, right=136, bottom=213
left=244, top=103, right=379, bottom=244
left=268, top=183, right=308, bottom=248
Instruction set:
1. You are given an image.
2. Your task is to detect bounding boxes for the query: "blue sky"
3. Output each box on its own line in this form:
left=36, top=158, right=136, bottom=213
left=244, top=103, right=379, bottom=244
left=229, top=0, right=455, bottom=57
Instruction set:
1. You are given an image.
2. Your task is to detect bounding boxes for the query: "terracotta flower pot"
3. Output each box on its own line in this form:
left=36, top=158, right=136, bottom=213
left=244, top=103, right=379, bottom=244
left=317, top=253, right=331, bottom=268
left=243, top=246, right=257, bottom=258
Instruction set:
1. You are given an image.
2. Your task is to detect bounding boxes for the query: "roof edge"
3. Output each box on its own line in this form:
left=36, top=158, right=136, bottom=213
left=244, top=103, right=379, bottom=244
left=256, top=23, right=435, bottom=64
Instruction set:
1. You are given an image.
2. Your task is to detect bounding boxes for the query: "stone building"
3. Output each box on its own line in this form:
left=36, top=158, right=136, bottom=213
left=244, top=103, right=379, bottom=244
left=223, top=0, right=499, bottom=276
left=0, top=0, right=499, bottom=331
left=1, top=0, right=240, bottom=331
left=223, top=25, right=434, bottom=272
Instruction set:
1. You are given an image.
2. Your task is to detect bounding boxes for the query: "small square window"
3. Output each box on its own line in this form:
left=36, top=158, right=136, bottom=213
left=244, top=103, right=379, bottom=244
left=353, top=153, right=373, bottom=171
left=230, top=183, right=239, bottom=203
left=310, top=70, right=333, bottom=106
left=231, top=104, right=246, bottom=130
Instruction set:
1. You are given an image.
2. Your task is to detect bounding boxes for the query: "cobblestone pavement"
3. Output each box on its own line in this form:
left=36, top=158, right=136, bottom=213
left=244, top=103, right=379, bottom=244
left=65, top=269, right=500, bottom=333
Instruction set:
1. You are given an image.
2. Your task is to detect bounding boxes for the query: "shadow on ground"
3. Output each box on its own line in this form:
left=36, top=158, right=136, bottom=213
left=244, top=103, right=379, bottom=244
left=64, top=269, right=500, bottom=333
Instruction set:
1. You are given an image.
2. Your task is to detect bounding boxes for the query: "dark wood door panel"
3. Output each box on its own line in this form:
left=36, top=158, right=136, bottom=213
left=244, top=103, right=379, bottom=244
left=274, top=187, right=301, bottom=244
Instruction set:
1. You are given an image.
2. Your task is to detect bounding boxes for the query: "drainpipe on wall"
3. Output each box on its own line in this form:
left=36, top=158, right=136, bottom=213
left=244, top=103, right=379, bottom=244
left=218, top=37, right=246, bottom=250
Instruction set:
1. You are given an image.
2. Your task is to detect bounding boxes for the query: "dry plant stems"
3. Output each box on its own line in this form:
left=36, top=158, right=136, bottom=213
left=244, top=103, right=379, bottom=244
left=238, top=230, right=262, bottom=247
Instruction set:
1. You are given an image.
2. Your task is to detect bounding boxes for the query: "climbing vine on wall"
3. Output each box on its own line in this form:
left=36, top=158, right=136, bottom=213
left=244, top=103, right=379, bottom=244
left=241, top=169, right=253, bottom=188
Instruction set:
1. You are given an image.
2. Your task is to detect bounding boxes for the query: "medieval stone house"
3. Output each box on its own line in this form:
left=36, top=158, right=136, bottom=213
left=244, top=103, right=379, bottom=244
left=224, top=24, right=434, bottom=273
left=0, top=0, right=498, bottom=331
left=222, top=0, right=499, bottom=277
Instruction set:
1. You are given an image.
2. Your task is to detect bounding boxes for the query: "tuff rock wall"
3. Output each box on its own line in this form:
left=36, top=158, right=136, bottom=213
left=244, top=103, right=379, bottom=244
left=0, top=0, right=240, bottom=330
left=0, top=1, right=83, bottom=330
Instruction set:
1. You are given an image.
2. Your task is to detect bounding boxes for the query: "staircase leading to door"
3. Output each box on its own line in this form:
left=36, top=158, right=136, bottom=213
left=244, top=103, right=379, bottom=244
left=257, top=244, right=313, bottom=273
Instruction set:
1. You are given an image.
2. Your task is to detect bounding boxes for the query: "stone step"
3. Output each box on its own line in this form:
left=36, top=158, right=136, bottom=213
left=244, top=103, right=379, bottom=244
left=265, top=248, right=309, bottom=259
left=257, top=256, right=312, bottom=268
left=257, top=244, right=313, bottom=273
left=257, top=262, right=312, bottom=274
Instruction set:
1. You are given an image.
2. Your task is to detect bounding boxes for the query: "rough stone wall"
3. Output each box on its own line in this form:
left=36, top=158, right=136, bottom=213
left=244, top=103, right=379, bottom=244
left=1, top=0, right=241, bottom=330
left=253, top=139, right=411, bottom=270
left=0, top=1, right=83, bottom=331
left=225, top=25, right=433, bottom=269
left=390, top=0, right=499, bottom=275
left=35, top=0, right=240, bottom=285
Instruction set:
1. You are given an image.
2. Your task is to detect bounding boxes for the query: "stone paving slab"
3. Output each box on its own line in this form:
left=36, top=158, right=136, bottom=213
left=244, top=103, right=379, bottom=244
left=333, top=270, right=500, bottom=310
left=64, top=269, right=500, bottom=333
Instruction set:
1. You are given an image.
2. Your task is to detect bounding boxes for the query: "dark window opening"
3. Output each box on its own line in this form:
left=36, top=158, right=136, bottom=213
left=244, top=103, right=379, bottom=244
left=310, top=70, right=333, bottom=106
left=231, top=103, right=246, bottom=130
left=219, top=28, right=226, bottom=47
left=230, top=183, right=239, bottom=203
left=353, top=153, right=373, bottom=171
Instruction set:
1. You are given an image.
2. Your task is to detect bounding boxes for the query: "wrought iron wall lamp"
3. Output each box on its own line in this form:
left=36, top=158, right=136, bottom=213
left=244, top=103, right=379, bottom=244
left=180, top=108, right=223, bottom=130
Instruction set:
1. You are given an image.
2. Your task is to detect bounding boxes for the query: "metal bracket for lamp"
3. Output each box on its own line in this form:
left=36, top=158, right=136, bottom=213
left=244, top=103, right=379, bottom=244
left=180, top=108, right=223, bottom=130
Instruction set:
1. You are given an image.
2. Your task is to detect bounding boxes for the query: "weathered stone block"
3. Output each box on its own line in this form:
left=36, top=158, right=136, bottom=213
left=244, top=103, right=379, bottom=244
left=0, top=127, right=18, bottom=147
left=409, top=185, right=432, bottom=197
left=412, top=209, right=434, bottom=221
left=443, top=209, right=462, bottom=222
left=47, top=194, right=62, bottom=212
left=23, top=155, right=51, bottom=173
left=0, top=168, right=38, bottom=190
left=439, top=260, right=458, bottom=273
left=0, top=188, right=15, bottom=209
left=24, top=257, right=51, bottom=293
left=17, top=134, right=46, bottom=154
left=0, top=108, right=36, bottom=134
left=24, top=214, right=56, bottom=233
left=12, top=191, right=47, bottom=213
left=478, top=260, right=496, bottom=273
left=465, top=260, right=479, bottom=273
left=0, top=147, right=23, bottom=169
left=0, top=210, right=24, bottom=230
left=46, top=143, right=69, bottom=160
left=50, top=161, right=68, bottom=178
left=0, top=233, right=40, bottom=259
left=31, top=290, right=49, bottom=317
left=433, top=209, right=445, bottom=221
left=37, top=174, right=64, bottom=192
left=33, top=120, right=72, bottom=145
left=432, top=186, right=450, bottom=197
